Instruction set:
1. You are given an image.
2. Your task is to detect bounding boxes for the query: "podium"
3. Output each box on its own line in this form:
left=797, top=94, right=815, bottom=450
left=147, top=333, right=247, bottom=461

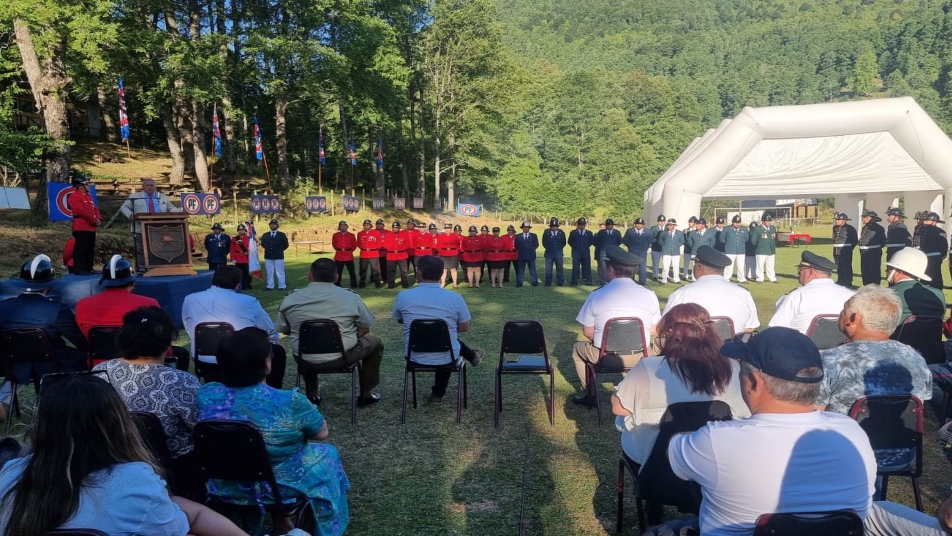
left=137, top=213, right=197, bottom=277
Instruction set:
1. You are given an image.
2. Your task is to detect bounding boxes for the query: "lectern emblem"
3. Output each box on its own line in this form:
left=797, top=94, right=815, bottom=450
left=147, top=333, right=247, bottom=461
left=147, top=225, right=187, bottom=262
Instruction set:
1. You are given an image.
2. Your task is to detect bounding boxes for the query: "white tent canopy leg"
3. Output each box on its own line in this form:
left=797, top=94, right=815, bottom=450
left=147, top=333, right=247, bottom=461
left=834, top=195, right=865, bottom=226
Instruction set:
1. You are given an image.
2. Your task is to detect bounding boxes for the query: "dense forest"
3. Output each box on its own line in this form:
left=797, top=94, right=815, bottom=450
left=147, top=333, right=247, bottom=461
left=2, top=0, right=952, bottom=218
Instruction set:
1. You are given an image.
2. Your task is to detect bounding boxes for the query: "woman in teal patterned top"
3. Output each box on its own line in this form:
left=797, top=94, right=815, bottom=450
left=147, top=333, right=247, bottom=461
left=197, top=327, right=349, bottom=536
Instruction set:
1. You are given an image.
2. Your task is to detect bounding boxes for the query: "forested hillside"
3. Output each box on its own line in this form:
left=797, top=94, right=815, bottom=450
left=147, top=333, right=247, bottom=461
left=3, top=0, right=952, bottom=218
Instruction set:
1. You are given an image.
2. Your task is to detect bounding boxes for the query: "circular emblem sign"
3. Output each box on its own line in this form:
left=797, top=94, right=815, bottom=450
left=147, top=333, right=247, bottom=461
left=56, top=188, right=75, bottom=217
left=251, top=197, right=262, bottom=211
left=272, top=198, right=281, bottom=211
left=458, top=204, right=479, bottom=216
left=202, top=195, right=220, bottom=214
left=182, top=193, right=201, bottom=215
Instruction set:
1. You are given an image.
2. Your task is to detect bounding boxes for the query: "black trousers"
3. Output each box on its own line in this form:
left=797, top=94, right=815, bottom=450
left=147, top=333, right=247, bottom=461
left=433, top=340, right=478, bottom=397
left=926, top=256, right=945, bottom=289
left=359, top=257, right=381, bottom=287
left=387, top=259, right=410, bottom=288
left=72, top=230, right=96, bottom=273
left=503, top=260, right=512, bottom=282
left=236, top=263, right=251, bottom=289
left=335, top=260, right=357, bottom=288
left=860, top=249, right=882, bottom=286
left=379, top=252, right=390, bottom=282
left=834, top=248, right=853, bottom=288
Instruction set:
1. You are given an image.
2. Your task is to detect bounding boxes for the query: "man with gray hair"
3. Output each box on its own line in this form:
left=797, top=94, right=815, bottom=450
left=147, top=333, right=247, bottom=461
left=815, top=285, right=932, bottom=415
left=119, top=178, right=182, bottom=272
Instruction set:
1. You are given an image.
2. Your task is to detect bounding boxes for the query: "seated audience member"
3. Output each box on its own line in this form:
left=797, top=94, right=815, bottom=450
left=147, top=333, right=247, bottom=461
left=612, top=303, right=750, bottom=468
left=391, top=255, right=484, bottom=403
left=198, top=327, right=350, bottom=535
left=885, top=247, right=946, bottom=324
left=815, top=285, right=931, bottom=415
left=768, top=250, right=856, bottom=334
left=182, top=265, right=286, bottom=388
left=275, top=258, right=384, bottom=406
left=93, top=306, right=201, bottom=494
left=571, top=245, right=661, bottom=407
left=62, top=237, right=75, bottom=274
left=0, top=374, right=244, bottom=535
left=0, top=255, right=87, bottom=420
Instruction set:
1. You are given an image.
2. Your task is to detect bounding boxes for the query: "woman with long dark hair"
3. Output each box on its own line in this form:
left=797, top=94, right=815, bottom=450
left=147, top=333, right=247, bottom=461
left=611, top=303, right=750, bottom=465
left=0, top=374, right=244, bottom=535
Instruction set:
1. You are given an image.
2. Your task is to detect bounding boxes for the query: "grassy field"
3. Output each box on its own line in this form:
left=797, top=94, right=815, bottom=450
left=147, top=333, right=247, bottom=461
left=6, top=223, right=952, bottom=535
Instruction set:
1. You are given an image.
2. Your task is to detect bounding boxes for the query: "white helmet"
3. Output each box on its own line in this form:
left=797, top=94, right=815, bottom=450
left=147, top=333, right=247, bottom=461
left=885, top=248, right=931, bottom=281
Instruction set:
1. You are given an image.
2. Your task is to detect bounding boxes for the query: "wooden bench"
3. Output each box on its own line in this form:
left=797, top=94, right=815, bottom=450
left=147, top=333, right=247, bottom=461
left=291, top=231, right=326, bottom=255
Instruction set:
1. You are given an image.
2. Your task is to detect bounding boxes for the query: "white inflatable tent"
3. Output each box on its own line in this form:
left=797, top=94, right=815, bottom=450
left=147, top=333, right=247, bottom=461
left=644, top=97, right=952, bottom=230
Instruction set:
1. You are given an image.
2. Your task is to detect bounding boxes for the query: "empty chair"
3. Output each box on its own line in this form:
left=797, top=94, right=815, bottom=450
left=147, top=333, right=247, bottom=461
left=752, top=510, right=864, bottom=536
left=585, top=317, right=646, bottom=424
left=710, top=316, right=736, bottom=343
left=807, top=315, right=847, bottom=350
left=402, top=319, right=467, bottom=424
left=193, top=322, right=234, bottom=382
left=494, top=320, right=555, bottom=428
left=1, top=328, right=57, bottom=434
left=86, top=326, right=120, bottom=368
left=295, top=319, right=360, bottom=424
left=892, top=315, right=944, bottom=365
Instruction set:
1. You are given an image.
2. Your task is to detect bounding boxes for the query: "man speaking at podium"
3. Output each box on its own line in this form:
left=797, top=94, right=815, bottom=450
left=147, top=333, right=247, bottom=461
left=120, top=178, right=182, bottom=272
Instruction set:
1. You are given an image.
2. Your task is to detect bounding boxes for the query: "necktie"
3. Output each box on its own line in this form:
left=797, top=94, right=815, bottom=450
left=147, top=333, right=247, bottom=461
left=148, top=194, right=155, bottom=213
left=271, top=231, right=276, bottom=239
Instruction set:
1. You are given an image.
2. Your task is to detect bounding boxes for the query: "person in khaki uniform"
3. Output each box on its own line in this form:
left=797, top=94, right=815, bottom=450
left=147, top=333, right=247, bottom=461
left=275, top=258, right=384, bottom=407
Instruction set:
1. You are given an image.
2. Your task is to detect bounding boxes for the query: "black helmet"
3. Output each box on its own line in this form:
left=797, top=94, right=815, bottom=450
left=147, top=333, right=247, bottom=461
left=716, top=216, right=726, bottom=224
left=338, top=220, right=348, bottom=229
left=549, top=217, right=560, bottom=227
left=688, top=216, right=698, bottom=223
left=506, top=225, right=516, bottom=232
left=100, top=254, right=136, bottom=287
left=363, top=219, right=373, bottom=225
left=71, top=175, right=90, bottom=187
left=761, top=213, right=773, bottom=222
left=15, top=254, right=57, bottom=291
left=392, top=221, right=402, bottom=228
left=454, top=224, right=463, bottom=231
left=211, top=223, right=223, bottom=230
left=731, top=215, right=742, bottom=223
left=885, top=208, right=904, bottom=218
left=926, top=212, right=945, bottom=223
left=657, top=214, right=666, bottom=222
left=376, top=218, right=386, bottom=225
left=605, top=218, right=615, bottom=225
left=480, top=225, right=489, bottom=232
left=697, top=218, right=707, bottom=226
left=577, top=217, right=587, bottom=225
left=634, top=217, right=645, bottom=225
left=468, top=225, right=478, bottom=232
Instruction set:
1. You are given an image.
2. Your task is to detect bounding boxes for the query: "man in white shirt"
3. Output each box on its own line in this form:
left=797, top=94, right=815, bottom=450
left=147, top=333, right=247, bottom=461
left=181, top=266, right=286, bottom=388
left=571, top=245, right=661, bottom=407
left=663, top=246, right=759, bottom=335
left=119, top=178, right=182, bottom=272
left=768, top=250, right=855, bottom=334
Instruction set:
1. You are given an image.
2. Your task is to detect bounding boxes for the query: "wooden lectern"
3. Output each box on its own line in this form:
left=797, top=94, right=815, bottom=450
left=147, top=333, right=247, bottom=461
left=137, top=213, right=197, bottom=277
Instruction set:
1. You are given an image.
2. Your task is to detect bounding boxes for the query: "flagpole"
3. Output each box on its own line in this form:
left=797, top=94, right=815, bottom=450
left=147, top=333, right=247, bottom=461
left=125, top=139, right=132, bottom=161
left=209, top=130, right=214, bottom=192
left=318, top=161, right=322, bottom=195
left=262, top=151, right=273, bottom=191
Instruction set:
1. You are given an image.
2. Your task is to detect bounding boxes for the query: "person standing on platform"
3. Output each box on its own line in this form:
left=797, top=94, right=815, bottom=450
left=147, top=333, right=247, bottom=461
left=542, top=217, right=567, bottom=286
left=503, top=224, right=517, bottom=284
left=375, top=218, right=390, bottom=284
left=437, top=223, right=460, bottom=288
left=649, top=215, right=666, bottom=280
left=681, top=216, right=698, bottom=282
left=752, top=213, right=779, bottom=283
left=885, top=207, right=911, bottom=261
left=719, top=215, right=749, bottom=282
left=260, top=219, right=289, bottom=291
left=595, top=218, right=622, bottom=285
left=832, top=212, right=857, bottom=288
left=914, top=212, right=947, bottom=289
left=385, top=221, right=411, bottom=288
left=623, top=217, right=652, bottom=285
left=119, top=178, right=182, bottom=273
left=357, top=219, right=382, bottom=289
left=659, top=218, right=684, bottom=284
left=69, top=175, right=102, bottom=275
left=713, top=216, right=726, bottom=252
left=569, top=218, right=595, bottom=286
left=204, top=223, right=231, bottom=271
left=461, top=225, right=484, bottom=288
left=514, top=221, right=539, bottom=287
left=858, top=210, right=886, bottom=285
left=332, top=220, right=358, bottom=288
left=230, top=224, right=252, bottom=290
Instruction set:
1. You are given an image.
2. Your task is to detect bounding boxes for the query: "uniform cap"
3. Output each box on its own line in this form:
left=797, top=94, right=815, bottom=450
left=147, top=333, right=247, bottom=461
left=797, top=250, right=836, bottom=273
left=721, top=327, right=823, bottom=383
left=697, top=218, right=707, bottom=226
left=480, top=225, right=489, bottom=231
left=492, top=227, right=500, bottom=232
left=521, top=221, right=532, bottom=229
left=927, top=212, right=945, bottom=223
left=443, top=223, right=453, bottom=229
left=716, top=216, right=726, bottom=224
left=863, top=211, right=881, bottom=222
left=454, top=224, right=463, bottom=231
left=14, top=254, right=57, bottom=290
left=71, top=175, right=90, bottom=187
left=885, top=208, right=905, bottom=218
left=688, top=216, right=697, bottom=223
left=834, top=212, right=851, bottom=221
left=100, top=254, right=136, bottom=287
left=376, top=218, right=385, bottom=225
left=363, top=219, right=373, bottom=225
left=731, top=215, right=742, bottom=223
left=392, top=221, right=402, bottom=227
left=761, top=214, right=773, bottom=222
left=338, top=220, right=348, bottom=227
left=694, top=246, right=730, bottom=268
left=666, top=218, right=677, bottom=225
left=407, top=218, right=416, bottom=225
left=468, top=225, right=478, bottom=232
left=428, top=223, right=437, bottom=230
left=886, top=247, right=931, bottom=281
left=634, top=218, right=645, bottom=225
left=605, top=218, right=615, bottom=225
left=605, top=245, right=643, bottom=267
left=549, top=217, right=560, bottom=227
left=578, top=217, right=588, bottom=225
left=657, top=215, right=666, bottom=222
left=211, top=223, right=223, bottom=230
left=269, top=219, right=279, bottom=226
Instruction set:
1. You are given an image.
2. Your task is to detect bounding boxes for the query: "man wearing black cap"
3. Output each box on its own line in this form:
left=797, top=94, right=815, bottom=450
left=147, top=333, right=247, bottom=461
left=832, top=212, right=857, bottom=288
left=859, top=211, right=886, bottom=285
left=647, top=327, right=876, bottom=536
left=332, top=220, right=358, bottom=288
left=69, top=175, right=102, bottom=275
left=595, top=218, right=622, bottom=286
left=648, top=215, right=666, bottom=280
left=570, top=246, right=660, bottom=407
left=205, top=222, right=231, bottom=271
left=719, top=215, right=749, bottom=283
left=663, top=246, right=760, bottom=335
left=542, top=217, right=567, bottom=286
left=384, top=221, right=411, bottom=288
left=681, top=216, right=698, bottom=282
left=915, top=212, right=947, bottom=289
left=569, top=218, right=595, bottom=286
left=261, top=219, right=289, bottom=290
left=713, top=216, right=726, bottom=253
left=751, top=213, right=778, bottom=283
left=769, top=251, right=856, bottom=334
left=623, top=217, right=651, bottom=285
left=357, top=219, right=383, bottom=289
left=514, top=221, right=539, bottom=287
left=885, top=207, right=911, bottom=261
left=658, top=218, right=684, bottom=284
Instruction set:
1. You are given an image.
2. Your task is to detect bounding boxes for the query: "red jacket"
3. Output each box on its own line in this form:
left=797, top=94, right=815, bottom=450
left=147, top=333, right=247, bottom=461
left=437, top=232, right=459, bottom=256
left=377, top=228, right=390, bottom=256
left=505, top=233, right=518, bottom=261
left=384, top=230, right=410, bottom=260
left=484, top=235, right=508, bottom=262
left=414, top=231, right=437, bottom=256
left=63, top=237, right=75, bottom=267
left=75, top=288, right=160, bottom=338
left=70, top=188, right=102, bottom=232
left=333, top=231, right=358, bottom=262
left=230, top=234, right=250, bottom=264
left=357, top=229, right=382, bottom=259
left=461, top=235, right=485, bottom=263
left=405, top=229, right=421, bottom=257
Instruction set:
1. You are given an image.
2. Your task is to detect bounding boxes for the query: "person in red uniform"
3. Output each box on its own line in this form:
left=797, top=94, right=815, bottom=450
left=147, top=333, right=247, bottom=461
left=69, top=175, right=103, bottom=275
left=384, top=221, right=411, bottom=288
left=405, top=219, right=421, bottom=276
left=478, top=225, right=491, bottom=283
left=375, top=218, right=390, bottom=284
left=483, top=227, right=508, bottom=288
left=413, top=223, right=437, bottom=271
left=438, top=222, right=460, bottom=288
left=424, top=223, right=440, bottom=255
left=504, top=224, right=518, bottom=283
left=461, top=226, right=485, bottom=288
left=332, top=220, right=358, bottom=288
left=230, top=224, right=252, bottom=290
left=357, top=218, right=383, bottom=289
left=62, top=237, right=75, bottom=274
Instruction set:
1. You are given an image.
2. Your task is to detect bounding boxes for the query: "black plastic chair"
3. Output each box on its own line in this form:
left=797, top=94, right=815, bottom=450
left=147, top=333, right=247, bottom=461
left=193, top=420, right=311, bottom=527
left=44, top=530, right=111, bottom=536
left=131, top=411, right=172, bottom=466
left=295, top=320, right=360, bottom=424
left=849, top=395, right=924, bottom=511
left=806, top=315, right=846, bottom=350
left=752, top=510, right=864, bottom=536
left=616, top=400, right=732, bottom=534
left=495, top=320, right=554, bottom=428
left=710, top=317, right=736, bottom=344
left=586, top=317, right=646, bottom=424
left=892, top=315, right=944, bottom=365
left=193, top=322, right=233, bottom=383
left=86, top=326, right=120, bottom=368
left=402, top=319, right=467, bottom=424
left=2, top=328, right=58, bottom=435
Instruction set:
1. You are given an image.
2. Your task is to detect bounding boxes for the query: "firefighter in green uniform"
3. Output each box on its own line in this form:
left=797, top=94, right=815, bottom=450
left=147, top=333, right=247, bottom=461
left=751, top=214, right=778, bottom=283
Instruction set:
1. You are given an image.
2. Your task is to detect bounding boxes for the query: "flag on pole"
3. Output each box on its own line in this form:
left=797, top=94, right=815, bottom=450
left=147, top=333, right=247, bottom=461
left=376, top=138, right=384, bottom=168
left=245, top=221, right=262, bottom=278
left=319, top=127, right=326, bottom=166
left=253, top=116, right=263, bottom=161
left=117, top=77, right=130, bottom=142
left=349, top=139, right=357, bottom=166
left=212, top=104, right=222, bottom=158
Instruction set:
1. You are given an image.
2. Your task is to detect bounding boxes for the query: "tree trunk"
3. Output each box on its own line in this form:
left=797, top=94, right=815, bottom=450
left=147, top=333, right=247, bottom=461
left=160, top=104, right=186, bottom=184
left=339, top=102, right=351, bottom=193
left=275, top=98, right=289, bottom=186
left=175, top=92, right=196, bottom=177
left=191, top=99, right=211, bottom=191
left=97, top=85, right=117, bottom=142
left=417, top=86, right=426, bottom=200
left=221, top=100, right=237, bottom=180
left=446, top=130, right=456, bottom=211
left=433, top=106, right=441, bottom=211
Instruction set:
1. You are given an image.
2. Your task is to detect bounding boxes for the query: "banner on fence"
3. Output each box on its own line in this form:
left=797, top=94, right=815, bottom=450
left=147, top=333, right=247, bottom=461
left=456, top=203, right=481, bottom=217
left=342, top=195, right=360, bottom=212
left=372, top=198, right=385, bottom=210
left=412, top=197, right=424, bottom=209
left=48, top=183, right=98, bottom=222
left=250, top=194, right=281, bottom=214
left=304, top=196, right=327, bottom=213
left=393, top=198, right=406, bottom=210
left=180, top=193, right=221, bottom=215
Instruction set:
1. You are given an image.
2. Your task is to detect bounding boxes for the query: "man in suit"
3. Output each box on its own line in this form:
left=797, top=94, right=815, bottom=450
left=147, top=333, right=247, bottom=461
left=260, top=218, right=289, bottom=290
left=542, top=217, right=567, bottom=286
left=681, top=216, right=698, bottom=282
left=832, top=212, right=858, bottom=288
left=648, top=215, right=666, bottom=279
left=752, top=213, right=779, bottom=283
left=514, top=221, right=539, bottom=287
left=713, top=216, right=726, bottom=252
left=119, top=178, right=182, bottom=273
left=719, top=215, right=750, bottom=282
left=623, top=217, right=652, bottom=285
left=659, top=218, right=685, bottom=284
left=595, top=218, right=622, bottom=285
left=204, top=222, right=231, bottom=271
left=858, top=210, right=887, bottom=286
left=568, top=218, right=595, bottom=286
